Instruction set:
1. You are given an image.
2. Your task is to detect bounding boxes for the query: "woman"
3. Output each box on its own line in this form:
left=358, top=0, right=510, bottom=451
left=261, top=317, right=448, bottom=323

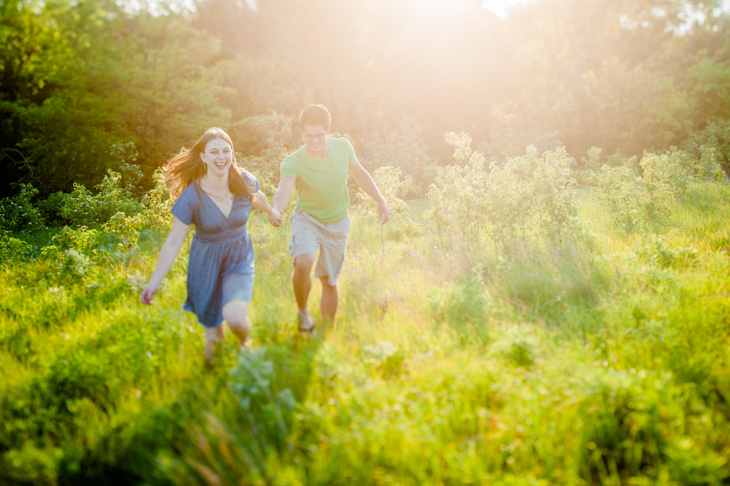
left=141, top=127, right=283, bottom=364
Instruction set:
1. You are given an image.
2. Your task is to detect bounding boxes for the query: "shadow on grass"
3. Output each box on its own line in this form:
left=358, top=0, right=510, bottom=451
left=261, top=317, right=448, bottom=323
left=129, top=318, right=327, bottom=486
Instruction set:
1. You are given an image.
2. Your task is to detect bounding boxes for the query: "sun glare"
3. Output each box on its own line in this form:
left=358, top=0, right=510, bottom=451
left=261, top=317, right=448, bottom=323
left=413, top=0, right=530, bottom=17
left=412, top=0, right=471, bottom=14
left=482, top=0, right=529, bottom=17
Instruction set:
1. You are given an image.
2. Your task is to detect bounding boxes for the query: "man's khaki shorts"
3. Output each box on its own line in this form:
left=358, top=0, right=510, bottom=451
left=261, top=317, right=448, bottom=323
left=289, top=211, right=351, bottom=286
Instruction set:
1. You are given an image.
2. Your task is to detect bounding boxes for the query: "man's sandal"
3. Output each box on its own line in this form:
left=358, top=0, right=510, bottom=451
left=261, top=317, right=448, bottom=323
left=298, top=321, right=317, bottom=337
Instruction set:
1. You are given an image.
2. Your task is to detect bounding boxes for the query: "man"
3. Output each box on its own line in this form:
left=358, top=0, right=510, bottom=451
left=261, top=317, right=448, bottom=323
left=271, top=104, right=389, bottom=334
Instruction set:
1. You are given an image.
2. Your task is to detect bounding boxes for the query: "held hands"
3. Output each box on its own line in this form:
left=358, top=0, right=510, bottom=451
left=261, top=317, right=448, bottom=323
left=269, top=208, right=283, bottom=227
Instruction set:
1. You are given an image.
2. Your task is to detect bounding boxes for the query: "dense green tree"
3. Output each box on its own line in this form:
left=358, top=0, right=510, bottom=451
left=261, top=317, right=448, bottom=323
left=1, top=0, right=729, bottom=197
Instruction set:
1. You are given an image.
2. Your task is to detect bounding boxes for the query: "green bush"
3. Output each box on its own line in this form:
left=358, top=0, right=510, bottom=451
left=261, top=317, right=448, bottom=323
left=232, top=113, right=294, bottom=195
left=58, top=169, right=142, bottom=227
left=425, top=137, right=579, bottom=255
left=684, top=118, right=730, bottom=176
left=49, top=225, right=107, bottom=258
left=228, top=348, right=297, bottom=446
left=424, top=133, right=489, bottom=248
left=0, top=442, right=61, bottom=486
left=139, top=168, right=174, bottom=247
left=362, top=119, right=437, bottom=195
left=0, top=183, right=45, bottom=232
left=43, top=353, right=118, bottom=414
left=355, top=165, right=421, bottom=241
left=488, top=325, right=537, bottom=368
left=592, top=146, right=727, bottom=233
left=639, top=149, right=691, bottom=214
left=0, top=230, right=37, bottom=262
left=575, top=367, right=728, bottom=484
left=635, top=235, right=698, bottom=270
left=591, top=163, right=644, bottom=232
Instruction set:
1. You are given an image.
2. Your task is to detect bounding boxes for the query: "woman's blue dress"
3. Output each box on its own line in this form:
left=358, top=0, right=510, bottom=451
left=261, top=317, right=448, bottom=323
left=171, top=173, right=259, bottom=328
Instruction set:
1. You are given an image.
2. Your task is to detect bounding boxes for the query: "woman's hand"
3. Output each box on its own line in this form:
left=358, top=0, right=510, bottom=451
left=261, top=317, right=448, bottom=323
left=140, top=283, right=158, bottom=305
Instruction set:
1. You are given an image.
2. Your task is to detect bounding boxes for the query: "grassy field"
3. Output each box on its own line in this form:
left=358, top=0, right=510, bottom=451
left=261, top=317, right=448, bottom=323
left=1, top=181, right=730, bottom=485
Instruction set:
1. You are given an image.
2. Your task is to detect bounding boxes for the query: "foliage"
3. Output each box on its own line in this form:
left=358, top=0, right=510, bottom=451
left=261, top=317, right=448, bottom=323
left=103, top=212, right=146, bottom=264
left=355, top=165, right=420, bottom=241
left=0, top=230, right=36, bottom=262
left=57, top=170, right=142, bottom=227
left=228, top=348, right=297, bottom=445
left=139, top=168, right=174, bottom=247
left=425, top=135, right=579, bottom=255
left=3, top=0, right=730, bottom=198
left=361, top=119, right=436, bottom=194
left=232, top=113, right=294, bottom=195
left=0, top=183, right=45, bottom=231
left=424, top=132, right=490, bottom=249
left=591, top=163, right=645, bottom=231
left=639, top=149, right=691, bottom=214
left=634, top=235, right=698, bottom=270
left=1, top=0, right=730, bottom=482
left=1, top=177, right=730, bottom=485
left=683, top=118, right=730, bottom=176
left=591, top=146, right=728, bottom=232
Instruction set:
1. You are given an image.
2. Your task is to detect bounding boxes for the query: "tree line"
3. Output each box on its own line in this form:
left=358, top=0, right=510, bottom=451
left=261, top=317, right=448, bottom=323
left=1, top=0, right=729, bottom=199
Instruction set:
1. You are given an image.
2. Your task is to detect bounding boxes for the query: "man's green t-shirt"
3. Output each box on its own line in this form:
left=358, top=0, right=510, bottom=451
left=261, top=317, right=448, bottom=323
left=280, top=137, right=357, bottom=223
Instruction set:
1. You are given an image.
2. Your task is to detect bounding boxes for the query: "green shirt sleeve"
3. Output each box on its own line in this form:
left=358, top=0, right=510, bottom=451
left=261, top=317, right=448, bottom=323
left=280, top=153, right=299, bottom=178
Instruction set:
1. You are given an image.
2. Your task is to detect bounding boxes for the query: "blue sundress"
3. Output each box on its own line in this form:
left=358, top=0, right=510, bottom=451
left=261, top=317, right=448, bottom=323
left=171, top=172, right=260, bottom=328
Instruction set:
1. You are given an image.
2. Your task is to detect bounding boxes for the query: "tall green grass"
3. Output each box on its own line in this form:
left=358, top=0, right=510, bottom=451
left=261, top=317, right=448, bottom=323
left=1, top=181, right=729, bottom=485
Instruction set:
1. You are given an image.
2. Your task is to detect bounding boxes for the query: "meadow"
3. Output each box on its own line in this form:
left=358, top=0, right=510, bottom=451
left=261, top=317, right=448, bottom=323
left=1, top=141, right=730, bottom=485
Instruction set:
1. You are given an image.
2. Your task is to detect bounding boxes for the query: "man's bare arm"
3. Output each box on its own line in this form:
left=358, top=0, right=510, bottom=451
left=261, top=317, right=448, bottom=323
left=350, top=162, right=389, bottom=224
left=271, top=175, right=296, bottom=224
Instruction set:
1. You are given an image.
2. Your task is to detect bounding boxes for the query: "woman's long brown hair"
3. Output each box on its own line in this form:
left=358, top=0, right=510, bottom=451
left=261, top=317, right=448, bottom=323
left=163, top=127, right=255, bottom=202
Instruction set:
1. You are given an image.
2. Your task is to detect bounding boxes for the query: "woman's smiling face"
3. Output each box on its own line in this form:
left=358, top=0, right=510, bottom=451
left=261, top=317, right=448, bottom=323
left=200, top=137, right=233, bottom=176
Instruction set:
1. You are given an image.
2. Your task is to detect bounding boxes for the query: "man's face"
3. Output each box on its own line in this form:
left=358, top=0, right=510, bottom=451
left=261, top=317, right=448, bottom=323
left=303, top=124, right=328, bottom=155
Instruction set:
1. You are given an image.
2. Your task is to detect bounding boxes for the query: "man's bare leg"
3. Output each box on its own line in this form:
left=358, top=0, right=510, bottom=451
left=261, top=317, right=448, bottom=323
left=320, top=277, right=339, bottom=324
left=293, top=254, right=315, bottom=330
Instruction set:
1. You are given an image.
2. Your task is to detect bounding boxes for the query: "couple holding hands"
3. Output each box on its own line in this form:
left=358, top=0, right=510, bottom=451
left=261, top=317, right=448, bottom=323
left=140, top=104, right=389, bottom=364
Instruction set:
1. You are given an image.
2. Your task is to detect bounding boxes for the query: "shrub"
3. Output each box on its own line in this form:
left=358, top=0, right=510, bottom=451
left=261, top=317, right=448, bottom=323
left=0, top=443, right=61, bottom=486
left=424, top=133, right=489, bottom=248
left=488, top=325, right=538, bottom=368
left=355, top=165, right=420, bottom=240
left=575, top=367, right=728, bottom=483
left=684, top=118, right=730, bottom=176
left=694, top=146, right=726, bottom=182
left=425, top=137, right=579, bottom=255
left=362, top=119, right=436, bottom=194
left=639, top=149, right=691, bottom=214
left=591, top=146, right=726, bottom=233
left=232, top=113, right=294, bottom=195
left=50, top=225, right=107, bottom=258
left=60, top=249, right=93, bottom=278
left=42, top=352, right=119, bottom=414
left=0, top=230, right=36, bottom=262
left=634, top=235, right=698, bottom=270
left=0, top=183, right=45, bottom=232
left=591, top=163, right=645, bottom=232
left=228, top=348, right=296, bottom=445
left=58, top=169, right=142, bottom=227
left=103, top=211, right=145, bottom=264
left=140, top=168, right=174, bottom=247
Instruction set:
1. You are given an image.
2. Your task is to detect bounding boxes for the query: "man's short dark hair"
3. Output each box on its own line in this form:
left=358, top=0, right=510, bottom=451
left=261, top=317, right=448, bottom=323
left=299, top=104, right=332, bottom=131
